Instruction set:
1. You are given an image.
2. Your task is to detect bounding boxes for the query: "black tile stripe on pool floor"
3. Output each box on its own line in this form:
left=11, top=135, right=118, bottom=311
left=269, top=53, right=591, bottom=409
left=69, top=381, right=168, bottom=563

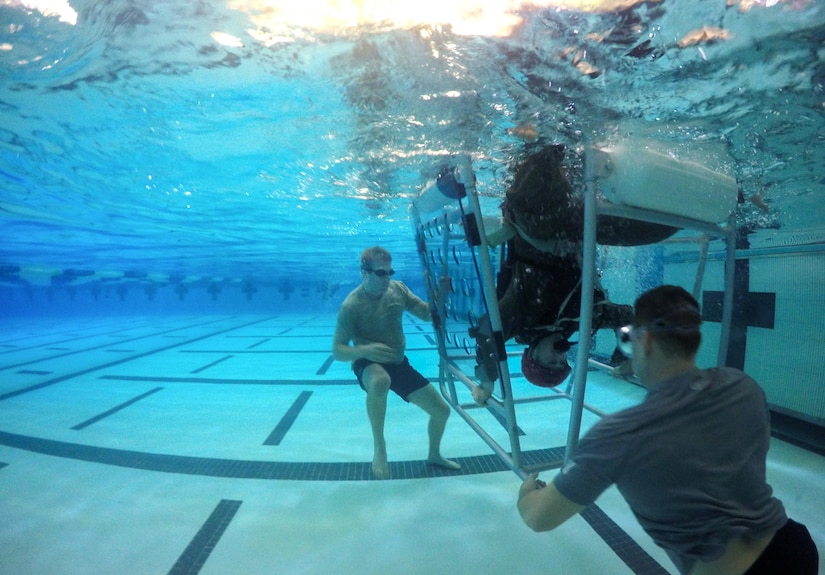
left=168, top=499, right=242, bottom=575
left=97, top=375, right=359, bottom=386
left=0, top=316, right=234, bottom=373
left=0, top=314, right=669, bottom=574
left=0, top=434, right=667, bottom=575
left=0, top=317, right=277, bottom=401
left=581, top=505, right=671, bottom=575
left=263, top=390, right=313, bottom=446
left=70, top=387, right=165, bottom=430
left=0, top=429, right=551, bottom=480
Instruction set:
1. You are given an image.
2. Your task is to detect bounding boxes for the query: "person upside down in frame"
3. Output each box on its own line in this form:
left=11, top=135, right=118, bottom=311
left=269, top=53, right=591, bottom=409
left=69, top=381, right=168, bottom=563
left=470, top=144, right=679, bottom=404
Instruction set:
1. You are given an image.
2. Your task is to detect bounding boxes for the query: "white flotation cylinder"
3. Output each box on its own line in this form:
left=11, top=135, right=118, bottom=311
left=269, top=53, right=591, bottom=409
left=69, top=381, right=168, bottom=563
left=590, top=139, right=738, bottom=224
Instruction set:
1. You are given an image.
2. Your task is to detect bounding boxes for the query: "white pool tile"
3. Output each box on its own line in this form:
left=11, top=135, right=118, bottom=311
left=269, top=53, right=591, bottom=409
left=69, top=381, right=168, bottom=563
left=0, top=314, right=822, bottom=575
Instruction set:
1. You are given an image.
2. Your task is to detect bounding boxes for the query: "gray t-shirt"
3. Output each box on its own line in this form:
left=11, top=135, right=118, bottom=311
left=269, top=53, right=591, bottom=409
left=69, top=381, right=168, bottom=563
left=554, top=367, right=787, bottom=574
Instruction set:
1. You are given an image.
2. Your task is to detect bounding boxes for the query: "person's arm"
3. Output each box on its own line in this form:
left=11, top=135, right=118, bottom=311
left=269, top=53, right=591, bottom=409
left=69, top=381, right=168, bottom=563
left=517, top=473, right=585, bottom=532
left=332, top=327, right=361, bottom=362
left=408, top=296, right=432, bottom=322
left=406, top=277, right=451, bottom=323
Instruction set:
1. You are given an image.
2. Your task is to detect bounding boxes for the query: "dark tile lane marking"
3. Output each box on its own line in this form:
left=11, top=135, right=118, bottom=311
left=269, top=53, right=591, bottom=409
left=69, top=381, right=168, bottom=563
left=0, top=430, right=668, bottom=571
left=581, top=505, right=671, bottom=575
left=0, top=317, right=277, bottom=402
left=0, top=316, right=334, bottom=353
left=167, top=499, right=242, bottom=575
left=71, top=387, right=164, bottom=430
left=0, top=429, right=543, bottom=480
left=98, top=375, right=358, bottom=386
left=190, top=355, right=234, bottom=375
left=0, top=319, right=164, bottom=355
left=0, top=317, right=234, bottom=373
left=263, top=391, right=313, bottom=446
left=316, top=355, right=335, bottom=375
left=246, top=338, right=270, bottom=350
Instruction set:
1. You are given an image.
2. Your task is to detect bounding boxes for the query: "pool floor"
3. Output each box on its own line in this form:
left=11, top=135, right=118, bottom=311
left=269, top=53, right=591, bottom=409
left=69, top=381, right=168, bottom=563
left=0, top=314, right=822, bottom=574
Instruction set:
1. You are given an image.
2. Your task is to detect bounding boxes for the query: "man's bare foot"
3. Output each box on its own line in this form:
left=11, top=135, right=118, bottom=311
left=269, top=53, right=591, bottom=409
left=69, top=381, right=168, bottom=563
left=472, top=383, right=492, bottom=405
left=372, top=461, right=389, bottom=479
left=372, top=449, right=389, bottom=479
left=428, top=455, right=461, bottom=471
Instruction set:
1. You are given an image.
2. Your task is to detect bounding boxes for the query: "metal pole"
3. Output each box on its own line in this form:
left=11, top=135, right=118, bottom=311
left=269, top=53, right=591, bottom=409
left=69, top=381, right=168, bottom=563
left=692, top=236, right=709, bottom=301
left=456, top=156, right=523, bottom=471
left=718, top=213, right=736, bottom=367
left=565, top=148, right=598, bottom=463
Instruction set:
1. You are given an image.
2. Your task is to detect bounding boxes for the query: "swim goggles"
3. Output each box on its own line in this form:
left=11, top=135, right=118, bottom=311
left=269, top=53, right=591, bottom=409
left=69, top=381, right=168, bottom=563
left=362, top=267, right=395, bottom=277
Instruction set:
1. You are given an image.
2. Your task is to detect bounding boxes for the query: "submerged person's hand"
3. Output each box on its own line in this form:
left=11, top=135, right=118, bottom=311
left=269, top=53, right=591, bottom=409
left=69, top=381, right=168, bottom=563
left=360, top=343, right=397, bottom=364
left=519, top=472, right=547, bottom=501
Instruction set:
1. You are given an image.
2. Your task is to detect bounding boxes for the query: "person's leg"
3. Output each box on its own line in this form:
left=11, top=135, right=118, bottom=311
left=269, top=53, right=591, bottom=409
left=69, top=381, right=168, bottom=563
left=361, top=363, right=392, bottom=479
left=469, top=316, right=497, bottom=404
left=469, top=279, right=524, bottom=405
left=407, top=384, right=461, bottom=470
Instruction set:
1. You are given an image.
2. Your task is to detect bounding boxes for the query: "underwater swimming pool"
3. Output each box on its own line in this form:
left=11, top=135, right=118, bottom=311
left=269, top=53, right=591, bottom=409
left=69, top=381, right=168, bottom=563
left=1, top=0, right=824, bottom=573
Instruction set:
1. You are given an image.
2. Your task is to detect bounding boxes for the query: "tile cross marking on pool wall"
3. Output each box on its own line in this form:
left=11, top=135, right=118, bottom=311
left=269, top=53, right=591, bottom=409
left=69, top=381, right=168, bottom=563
left=702, top=232, right=776, bottom=370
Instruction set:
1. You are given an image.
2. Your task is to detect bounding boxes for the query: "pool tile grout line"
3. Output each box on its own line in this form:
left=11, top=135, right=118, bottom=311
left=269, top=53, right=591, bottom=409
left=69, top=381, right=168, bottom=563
left=0, top=318, right=186, bottom=356
left=0, top=313, right=670, bottom=575
left=0, top=432, right=665, bottom=573
left=175, top=346, right=438, bottom=354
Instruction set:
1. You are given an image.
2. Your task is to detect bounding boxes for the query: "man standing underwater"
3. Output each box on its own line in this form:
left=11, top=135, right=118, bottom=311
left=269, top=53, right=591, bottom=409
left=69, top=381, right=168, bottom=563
left=333, top=246, right=461, bottom=479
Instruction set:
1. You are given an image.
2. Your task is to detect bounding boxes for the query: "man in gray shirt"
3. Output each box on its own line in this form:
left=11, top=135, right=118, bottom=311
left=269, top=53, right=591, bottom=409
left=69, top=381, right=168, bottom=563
left=517, top=284, right=817, bottom=574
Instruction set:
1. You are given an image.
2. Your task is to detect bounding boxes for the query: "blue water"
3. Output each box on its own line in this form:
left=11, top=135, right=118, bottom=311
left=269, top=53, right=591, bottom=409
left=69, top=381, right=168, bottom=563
left=1, top=6, right=824, bottom=574
left=1, top=0, right=824, bottom=317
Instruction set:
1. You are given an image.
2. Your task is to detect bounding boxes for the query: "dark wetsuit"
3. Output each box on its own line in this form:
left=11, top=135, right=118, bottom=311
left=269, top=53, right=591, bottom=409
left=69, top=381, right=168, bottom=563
left=473, top=234, right=634, bottom=382
left=472, top=144, right=677, bottom=383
